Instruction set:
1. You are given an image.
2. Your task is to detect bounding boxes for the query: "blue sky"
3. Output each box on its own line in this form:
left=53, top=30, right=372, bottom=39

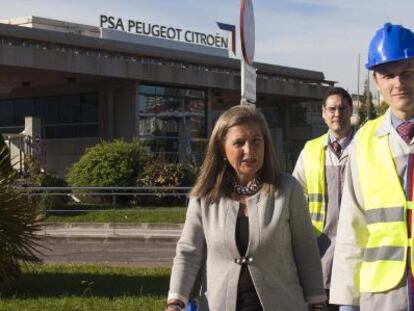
left=1, top=0, right=414, bottom=94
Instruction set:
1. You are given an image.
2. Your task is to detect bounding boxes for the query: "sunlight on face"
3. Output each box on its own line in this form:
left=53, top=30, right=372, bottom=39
left=224, top=121, right=264, bottom=185
left=374, top=58, right=414, bottom=120
left=322, top=94, right=352, bottom=138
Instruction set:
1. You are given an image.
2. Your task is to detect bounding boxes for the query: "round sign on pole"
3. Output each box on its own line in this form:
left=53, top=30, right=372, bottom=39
left=240, top=0, right=255, bottom=65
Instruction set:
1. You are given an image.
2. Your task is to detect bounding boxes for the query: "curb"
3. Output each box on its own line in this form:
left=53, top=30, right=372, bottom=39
left=37, top=222, right=182, bottom=243
left=40, top=222, right=184, bottom=230
left=40, top=235, right=180, bottom=243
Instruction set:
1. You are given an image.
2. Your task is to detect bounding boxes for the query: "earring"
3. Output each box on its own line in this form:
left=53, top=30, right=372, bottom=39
left=224, top=157, right=227, bottom=161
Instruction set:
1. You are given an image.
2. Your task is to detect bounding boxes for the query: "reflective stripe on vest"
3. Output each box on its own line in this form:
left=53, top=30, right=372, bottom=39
left=357, top=116, right=409, bottom=293
left=303, top=133, right=328, bottom=237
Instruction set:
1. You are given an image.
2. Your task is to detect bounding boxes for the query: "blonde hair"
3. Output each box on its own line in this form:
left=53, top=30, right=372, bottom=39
left=190, top=105, right=280, bottom=202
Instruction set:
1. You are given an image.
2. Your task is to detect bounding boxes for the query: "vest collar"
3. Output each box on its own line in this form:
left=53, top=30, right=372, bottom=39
left=327, top=129, right=354, bottom=150
left=374, top=109, right=392, bottom=138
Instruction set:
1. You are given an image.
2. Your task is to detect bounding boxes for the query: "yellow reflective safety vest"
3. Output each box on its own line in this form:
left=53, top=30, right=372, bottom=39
left=303, top=133, right=328, bottom=237
left=357, top=115, right=409, bottom=293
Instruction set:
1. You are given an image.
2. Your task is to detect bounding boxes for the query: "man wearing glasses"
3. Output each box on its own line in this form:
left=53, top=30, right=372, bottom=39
left=293, top=87, right=354, bottom=311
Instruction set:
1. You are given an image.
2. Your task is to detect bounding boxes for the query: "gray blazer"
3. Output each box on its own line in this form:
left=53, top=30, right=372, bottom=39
left=168, top=173, right=325, bottom=311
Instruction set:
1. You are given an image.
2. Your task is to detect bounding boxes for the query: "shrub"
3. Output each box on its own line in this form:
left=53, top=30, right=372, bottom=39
left=0, top=151, right=41, bottom=286
left=67, top=140, right=150, bottom=204
left=136, top=161, right=197, bottom=206
left=0, top=135, right=12, bottom=177
left=23, top=156, right=69, bottom=211
left=38, top=174, right=69, bottom=210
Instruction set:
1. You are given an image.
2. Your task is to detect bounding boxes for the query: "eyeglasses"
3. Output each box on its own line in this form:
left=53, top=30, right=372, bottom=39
left=324, top=106, right=350, bottom=114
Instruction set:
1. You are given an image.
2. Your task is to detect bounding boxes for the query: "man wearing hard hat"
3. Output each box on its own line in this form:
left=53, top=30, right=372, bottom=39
left=330, top=23, right=414, bottom=311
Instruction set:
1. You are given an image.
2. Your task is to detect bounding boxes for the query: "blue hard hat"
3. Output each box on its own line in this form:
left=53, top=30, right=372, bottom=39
left=366, top=23, right=414, bottom=70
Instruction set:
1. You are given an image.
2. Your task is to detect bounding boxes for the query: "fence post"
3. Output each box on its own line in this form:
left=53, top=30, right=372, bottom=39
left=112, top=189, right=116, bottom=207
left=44, top=188, right=49, bottom=219
left=112, top=188, right=116, bottom=234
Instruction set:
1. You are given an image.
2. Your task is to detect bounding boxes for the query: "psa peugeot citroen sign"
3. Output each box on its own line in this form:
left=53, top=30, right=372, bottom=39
left=100, top=14, right=236, bottom=53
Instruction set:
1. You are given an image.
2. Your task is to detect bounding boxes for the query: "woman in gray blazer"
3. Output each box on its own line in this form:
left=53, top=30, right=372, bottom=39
left=166, top=106, right=327, bottom=311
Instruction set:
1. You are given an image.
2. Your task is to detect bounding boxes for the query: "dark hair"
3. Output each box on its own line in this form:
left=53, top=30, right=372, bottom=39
left=322, top=87, right=353, bottom=110
left=190, top=105, right=280, bottom=203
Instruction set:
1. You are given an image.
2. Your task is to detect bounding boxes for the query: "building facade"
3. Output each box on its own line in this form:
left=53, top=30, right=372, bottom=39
left=0, top=16, right=333, bottom=176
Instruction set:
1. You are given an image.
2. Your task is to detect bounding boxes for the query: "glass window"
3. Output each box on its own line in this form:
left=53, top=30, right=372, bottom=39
left=165, top=97, right=182, bottom=112
left=44, top=125, right=77, bottom=139
left=157, top=86, right=178, bottom=97
left=189, top=116, right=205, bottom=138
left=0, top=93, right=98, bottom=138
left=138, top=117, right=154, bottom=136
left=162, top=119, right=178, bottom=136
left=155, top=86, right=167, bottom=96
left=138, top=94, right=158, bottom=113
left=0, top=100, right=14, bottom=126
left=138, top=85, right=156, bottom=95
left=185, top=89, right=205, bottom=99
left=155, top=96, right=166, bottom=113
left=185, top=99, right=205, bottom=113
left=81, top=94, right=98, bottom=122
left=13, top=99, right=34, bottom=124
left=81, top=124, right=99, bottom=137
left=137, top=84, right=207, bottom=162
left=59, top=95, right=81, bottom=123
left=37, top=97, right=59, bottom=125
left=0, top=126, right=23, bottom=134
left=290, top=103, right=309, bottom=126
left=191, top=139, right=208, bottom=163
left=137, top=95, right=147, bottom=113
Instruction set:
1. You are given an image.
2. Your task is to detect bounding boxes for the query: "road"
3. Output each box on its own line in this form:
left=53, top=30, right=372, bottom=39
left=35, top=224, right=182, bottom=267
left=37, top=237, right=177, bottom=267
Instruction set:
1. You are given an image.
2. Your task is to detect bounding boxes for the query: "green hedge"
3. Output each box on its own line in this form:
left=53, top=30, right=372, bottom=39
left=23, top=156, right=69, bottom=211
left=136, top=161, right=197, bottom=206
left=67, top=140, right=150, bottom=204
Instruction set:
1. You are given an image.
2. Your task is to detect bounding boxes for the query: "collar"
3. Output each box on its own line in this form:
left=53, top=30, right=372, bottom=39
left=375, top=109, right=392, bottom=137
left=327, top=129, right=354, bottom=149
left=390, top=110, right=414, bottom=128
left=376, top=108, right=414, bottom=137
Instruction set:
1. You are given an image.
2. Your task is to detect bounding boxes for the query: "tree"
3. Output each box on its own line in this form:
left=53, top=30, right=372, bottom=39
left=0, top=145, right=42, bottom=286
left=378, top=100, right=388, bottom=116
left=358, top=78, right=377, bottom=126
left=0, top=134, right=11, bottom=176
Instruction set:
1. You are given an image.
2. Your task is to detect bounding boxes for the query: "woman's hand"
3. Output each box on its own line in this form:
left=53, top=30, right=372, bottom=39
left=165, top=299, right=185, bottom=311
left=309, top=301, right=329, bottom=311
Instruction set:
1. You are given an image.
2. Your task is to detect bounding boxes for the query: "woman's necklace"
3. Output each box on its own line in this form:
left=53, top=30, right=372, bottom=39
left=233, top=177, right=263, bottom=196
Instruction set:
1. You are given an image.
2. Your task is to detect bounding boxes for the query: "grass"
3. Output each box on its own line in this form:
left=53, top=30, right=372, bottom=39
left=44, top=207, right=186, bottom=224
left=0, top=264, right=171, bottom=311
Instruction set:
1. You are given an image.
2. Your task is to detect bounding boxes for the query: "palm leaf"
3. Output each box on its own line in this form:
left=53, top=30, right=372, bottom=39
left=0, top=147, right=43, bottom=285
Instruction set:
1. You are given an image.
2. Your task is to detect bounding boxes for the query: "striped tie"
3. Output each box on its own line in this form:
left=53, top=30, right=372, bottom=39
left=331, top=141, right=342, bottom=158
left=397, top=122, right=414, bottom=145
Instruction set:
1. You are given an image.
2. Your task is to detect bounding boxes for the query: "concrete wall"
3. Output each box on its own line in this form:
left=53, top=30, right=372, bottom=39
left=42, top=137, right=99, bottom=176
left=0, top=42, right=327, bottom=99
left=113, top=82, right=136, bottom=140
left=98, top=79, right=137, bottom=141
left=0, top=21, right=331, bottom=101
left=0, top=78, right=139, bottom=176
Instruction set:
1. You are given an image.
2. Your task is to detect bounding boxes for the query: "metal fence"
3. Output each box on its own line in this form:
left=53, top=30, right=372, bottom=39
left=17, top=186, right=192, bottom=214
